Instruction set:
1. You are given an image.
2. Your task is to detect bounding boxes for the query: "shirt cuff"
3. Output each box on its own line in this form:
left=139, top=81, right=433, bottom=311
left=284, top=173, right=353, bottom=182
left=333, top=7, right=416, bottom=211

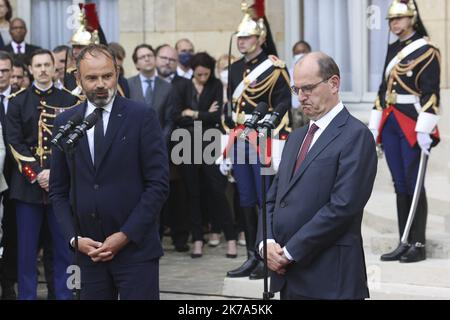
left=70, top=236, right=82, bottom=248
left=258, top=239, right=276, bottom=258
left=283, top=247, right=294, bottom=261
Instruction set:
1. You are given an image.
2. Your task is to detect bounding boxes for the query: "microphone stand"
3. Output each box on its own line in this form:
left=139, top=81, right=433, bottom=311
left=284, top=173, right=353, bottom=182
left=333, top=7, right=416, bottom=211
left=257, top=127, right=274, bottom=301
left=67, top=143, right=82, bottom=300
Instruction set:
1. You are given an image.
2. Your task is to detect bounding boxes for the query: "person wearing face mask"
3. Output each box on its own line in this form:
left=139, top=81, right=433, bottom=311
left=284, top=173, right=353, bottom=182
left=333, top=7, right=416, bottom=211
left=175, top=38, right=195, bottom=80
left=369, top=0, right=441, bottom=263
left=290, top=40, right=311, bottom=128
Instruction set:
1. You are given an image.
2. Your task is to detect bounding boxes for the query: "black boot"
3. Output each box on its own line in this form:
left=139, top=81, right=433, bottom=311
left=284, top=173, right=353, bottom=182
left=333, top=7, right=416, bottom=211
left=380, top=194, right=411, bottom=261
left=400, top=242, right=426, bottom=263
left=227, top=207, right=258, bottom=278
left=380, top=243, right=411, bottom=261
left=409, top=191, right=428, bottom=246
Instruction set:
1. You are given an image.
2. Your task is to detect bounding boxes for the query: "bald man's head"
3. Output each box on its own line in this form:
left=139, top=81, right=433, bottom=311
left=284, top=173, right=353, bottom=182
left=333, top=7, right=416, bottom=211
left=293, top=52, right=341, bottom=121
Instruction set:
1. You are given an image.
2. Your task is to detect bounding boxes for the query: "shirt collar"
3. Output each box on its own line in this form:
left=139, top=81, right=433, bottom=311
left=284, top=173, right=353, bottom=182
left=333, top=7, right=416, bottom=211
left=32, top=82, right=54, bottom=96
left=139, top=73, right=156, bottom=83
left=87, top=96, right=115, bottom=115
left=177, top=66, right=193, bottom=78
left=0, top=86, right=11, bottom=97
left=310, top=101, right=344, bottom=131
left=11, top=41, right=25, bottom=48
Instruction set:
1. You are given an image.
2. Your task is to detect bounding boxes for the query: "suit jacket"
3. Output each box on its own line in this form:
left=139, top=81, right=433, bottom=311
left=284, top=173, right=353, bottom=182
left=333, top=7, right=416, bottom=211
left=127, top=75, right=174, bottom=143
left=172, top=78, right=224, bottom=131
left=0, top=124, right=7, bottom=193
left=257, top=107, right=377, bottom=299
left=2, top=43, right=41, bottom=65
left=49, top=95, right=169, bottom=266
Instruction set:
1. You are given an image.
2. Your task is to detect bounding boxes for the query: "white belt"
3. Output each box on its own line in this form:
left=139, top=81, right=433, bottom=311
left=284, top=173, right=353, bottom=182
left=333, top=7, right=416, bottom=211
left=232, top=112, right=252, bottom=123
left=393, top=94, right=420, bottom=104
left=232, top=112, right=271, bottom=125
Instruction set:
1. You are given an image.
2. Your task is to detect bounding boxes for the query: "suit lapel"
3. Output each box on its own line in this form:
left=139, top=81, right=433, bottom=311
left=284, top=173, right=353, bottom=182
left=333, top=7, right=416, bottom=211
left=278, top=126, right=307, bottom=196
left=280, top=108, right=350, bottom=199
left=94, top=96, right=126, bottom=171
left=134, top=76, right=144, bottom=101
left=152, top=78, right=162, bottom=111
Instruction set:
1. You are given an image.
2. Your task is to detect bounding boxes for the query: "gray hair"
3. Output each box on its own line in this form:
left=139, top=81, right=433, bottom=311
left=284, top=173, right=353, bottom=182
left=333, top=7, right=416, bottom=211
left=76, top=44, right=118, bottom=74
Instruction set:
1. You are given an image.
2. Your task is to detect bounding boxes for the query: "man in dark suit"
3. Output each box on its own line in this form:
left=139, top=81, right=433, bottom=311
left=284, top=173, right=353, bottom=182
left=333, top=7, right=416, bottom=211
left=1, top=18, right=40, bottom=66
left=128, top=44, right=174, bottom=144
left=257, top=52, right=377, bottom=300
left=50, top=44, right=169, bottom=300
left=0, top=50, right=17, bottom=299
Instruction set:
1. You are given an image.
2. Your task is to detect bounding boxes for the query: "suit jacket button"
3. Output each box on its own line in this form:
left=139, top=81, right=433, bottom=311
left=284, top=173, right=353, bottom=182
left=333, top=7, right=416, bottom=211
left=94, top=184, right=99, bottom=190
left=280, top=201, right=286, bottom=208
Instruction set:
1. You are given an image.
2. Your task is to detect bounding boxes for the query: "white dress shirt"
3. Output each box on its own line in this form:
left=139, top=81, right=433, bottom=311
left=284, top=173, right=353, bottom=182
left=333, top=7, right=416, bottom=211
left=259, top=102, right=345, bottom=261
left=0, top=86, right=12, bottom=115
left=176, top=66, right=193, bottom=79
left=85, top=98, right=115, bottom=164
left=139, top=74, right=156, bottom=98
left=11, top=41, right=25, bottom=54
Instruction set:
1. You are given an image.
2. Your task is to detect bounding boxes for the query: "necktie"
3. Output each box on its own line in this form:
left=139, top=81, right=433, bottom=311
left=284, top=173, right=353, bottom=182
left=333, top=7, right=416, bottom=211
left=17, top=44, right=22, bottom=54
left=292, top=123, right=319, bottom=176
left=94, top=108, right=104, bottom=168
left=144, top=79, right=154, bottom=106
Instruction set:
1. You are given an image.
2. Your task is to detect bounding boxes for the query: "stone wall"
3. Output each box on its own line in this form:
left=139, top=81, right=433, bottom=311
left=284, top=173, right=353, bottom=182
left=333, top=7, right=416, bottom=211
left=118, top=0, right=285, bottom=78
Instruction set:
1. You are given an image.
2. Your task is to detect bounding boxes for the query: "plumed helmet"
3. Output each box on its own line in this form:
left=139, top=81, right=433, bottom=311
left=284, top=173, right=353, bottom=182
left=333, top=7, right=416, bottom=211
left=236, top=1, right=266, bottom=39
left=70, top=3, right=100, bottom=46
left=387, top=0, right=417, bottom=22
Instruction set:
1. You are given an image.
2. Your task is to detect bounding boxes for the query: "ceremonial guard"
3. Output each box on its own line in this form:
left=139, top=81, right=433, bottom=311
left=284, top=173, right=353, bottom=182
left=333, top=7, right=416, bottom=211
left=6, top=49, right=80, bottom=299
left=369, top=0, right=441, bottom=263
left=225, top=1, right=291, bottom=279
left=64, top=3, right=129, bottom=98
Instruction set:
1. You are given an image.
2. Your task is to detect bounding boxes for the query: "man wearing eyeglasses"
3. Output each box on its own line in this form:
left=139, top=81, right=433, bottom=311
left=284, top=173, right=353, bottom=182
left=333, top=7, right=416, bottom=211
left=128, top=44, right=174, bottom=144
left=256, top=52, right=377, bottom=300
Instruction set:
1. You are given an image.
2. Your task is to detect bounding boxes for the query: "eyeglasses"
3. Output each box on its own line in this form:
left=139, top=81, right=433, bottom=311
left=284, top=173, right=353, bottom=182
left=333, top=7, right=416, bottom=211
left=291, top=77, right=331, bottom=96
left=137, top=54, right=154, bottom=61
left=157, top=55, right=177, bottom=64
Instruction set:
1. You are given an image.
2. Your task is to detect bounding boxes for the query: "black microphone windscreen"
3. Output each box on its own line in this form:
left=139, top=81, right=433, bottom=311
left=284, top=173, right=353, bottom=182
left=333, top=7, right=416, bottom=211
left=68, top=113, right=84, bottom=125
left=255, top=102, right=269, bottom=115
left=83, top=111, right=99, bottom=128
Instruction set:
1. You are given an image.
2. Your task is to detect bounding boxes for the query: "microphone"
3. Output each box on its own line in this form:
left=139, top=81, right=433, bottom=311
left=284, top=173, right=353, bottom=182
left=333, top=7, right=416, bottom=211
left=260, top=103, right=288, bottom=130
left=240, top=102, right=269, bottom=139
left=66, top=111, right=99, bottom=147
left=51, top=113, right=84, bottom=150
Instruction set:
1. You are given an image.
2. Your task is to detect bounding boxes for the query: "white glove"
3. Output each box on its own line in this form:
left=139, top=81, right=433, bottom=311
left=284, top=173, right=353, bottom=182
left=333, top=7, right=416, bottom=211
left=417, top=132, right=432, bottom=155
left=219, top=158, right=232, bottom=176
left=370, top=129, right=379, bottom=142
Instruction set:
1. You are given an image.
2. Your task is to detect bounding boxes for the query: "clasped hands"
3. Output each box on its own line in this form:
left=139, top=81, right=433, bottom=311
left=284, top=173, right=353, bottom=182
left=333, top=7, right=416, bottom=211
left=77, top=232, right=129, bottom=263
left=265, top=242, right=291, bottom=275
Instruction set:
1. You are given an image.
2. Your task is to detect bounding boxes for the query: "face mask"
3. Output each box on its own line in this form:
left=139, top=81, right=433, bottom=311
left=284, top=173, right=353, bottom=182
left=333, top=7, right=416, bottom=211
left=219, top=70, right=228, bottom=85
left=293, top=54, right=304, bottom=65
left=178, top=52, right=193, bottom=67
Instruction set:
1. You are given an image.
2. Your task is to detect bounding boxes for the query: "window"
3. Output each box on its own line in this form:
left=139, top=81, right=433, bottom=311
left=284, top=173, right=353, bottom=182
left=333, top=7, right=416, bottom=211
left=29, top=0, right=118, bottom=51
left=303, top=0, right=353, bottom=92
left=286, top=0, right=393, bottom=119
